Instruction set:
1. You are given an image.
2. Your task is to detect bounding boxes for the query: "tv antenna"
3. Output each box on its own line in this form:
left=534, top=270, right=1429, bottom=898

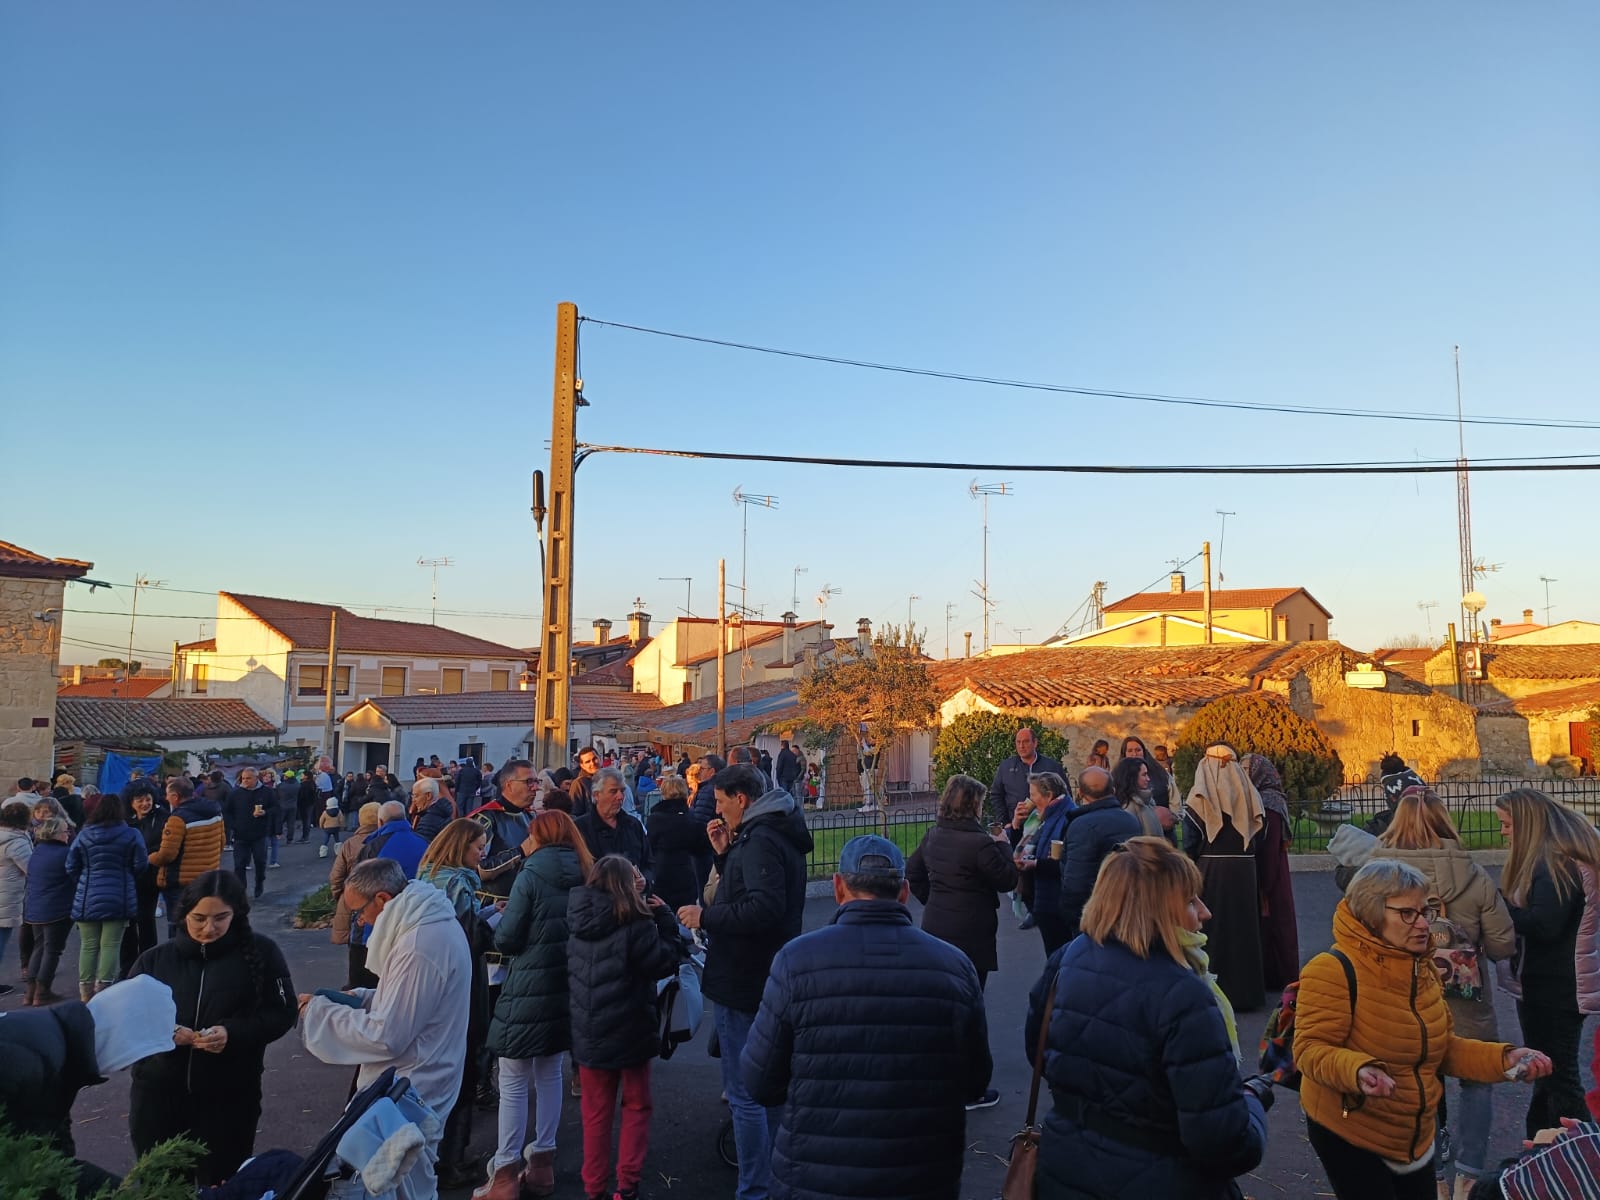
left=1215, top=510, right=1236, bottom=583
left=417, top=557, right=454, bottom=624
left=126, top=574, right=167, bottom=679
left=791, top=565, right=808, bottom=613
left=658, top=576, right=693, bottom=618
left=1539, top=576, right=1558, bottom=625
left=1453, top=346, right=1478, bottom=641
left=1416, top=600, right=1439, bottom=640
left=732, top=487, right=778, bottom=618
left=815, top=583, right=842, bottom=638
left=969, top=480, right=1012, bottom=652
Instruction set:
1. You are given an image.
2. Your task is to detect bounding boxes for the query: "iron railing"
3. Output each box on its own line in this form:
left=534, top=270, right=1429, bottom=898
left=803, top=805, right=937, bottom=881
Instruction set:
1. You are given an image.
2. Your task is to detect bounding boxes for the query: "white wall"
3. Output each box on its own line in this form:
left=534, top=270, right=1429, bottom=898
left=393, top=725, right=530, bottom=778
left=163, top=734, right=276, bottom=775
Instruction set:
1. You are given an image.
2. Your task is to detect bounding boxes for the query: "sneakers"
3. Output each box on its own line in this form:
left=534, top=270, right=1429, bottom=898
left=1019, top=913, right=1037, bottom=931
left=318, top=845, right=329, bottom=859
left=965, top=1089, right=1001, bottom=1111
left=269, top=862, right=281, bottom=869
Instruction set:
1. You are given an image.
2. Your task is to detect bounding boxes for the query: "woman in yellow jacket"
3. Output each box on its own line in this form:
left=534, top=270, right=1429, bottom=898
left=1296, top=858, right=1551, bottom=1200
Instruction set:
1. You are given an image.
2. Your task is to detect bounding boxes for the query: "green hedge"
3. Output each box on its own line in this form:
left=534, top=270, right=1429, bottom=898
left=1173, top=693, right=1343, bottom=820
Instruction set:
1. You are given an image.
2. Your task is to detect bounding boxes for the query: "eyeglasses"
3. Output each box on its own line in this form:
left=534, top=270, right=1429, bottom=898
left=1385, top=904, right=1440, bottom=926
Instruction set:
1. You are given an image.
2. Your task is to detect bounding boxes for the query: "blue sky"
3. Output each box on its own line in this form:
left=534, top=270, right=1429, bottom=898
left=5, top=3, right=1596, bottom=664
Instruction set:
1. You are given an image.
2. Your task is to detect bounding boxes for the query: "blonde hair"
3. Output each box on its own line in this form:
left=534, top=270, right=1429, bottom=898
left=419, top=817, right=487, bottom=872
left=1378, top=790, right=1461, bottom=850
left=1080, top=836, right=1203, bottom=967
left=1497, top=788, right=1600, bottom=906
left=657, top=775, right=688, bottom=803
left=54, top=773, right=75, bottom=790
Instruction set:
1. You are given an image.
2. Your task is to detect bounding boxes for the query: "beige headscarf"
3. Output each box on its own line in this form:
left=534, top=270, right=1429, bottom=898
left=1185, top=744, right=1264, bottom=846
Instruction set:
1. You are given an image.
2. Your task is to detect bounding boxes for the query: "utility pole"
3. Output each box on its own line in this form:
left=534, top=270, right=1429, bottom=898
left=416, top=557, right=454, bottom=624
left=535, top=301, right=580, bottom=771
left=658, top=576, right=693, bottom=618
left=716, top=558, right=727, bottom=758
left=969, top=481, right=1012, bottom=652
left=322, top=608, right=339, bottom=764
left=1202, top=540, right=1214, bottom=643
left=944, top=602, right=956, bottom=659
left=1091, top=581, right=1107, bottom=631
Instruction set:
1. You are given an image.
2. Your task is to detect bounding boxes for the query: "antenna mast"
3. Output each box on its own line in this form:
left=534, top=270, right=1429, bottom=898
left=1453, top=346, right=1478, bottom=642
left=417, top=557, right=455, bottom=625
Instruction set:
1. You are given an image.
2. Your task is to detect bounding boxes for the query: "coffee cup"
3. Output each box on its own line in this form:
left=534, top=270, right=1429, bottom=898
left=1049, top=839, right=1064, bottom=860
left=988, top=822, right=1006, bottom=839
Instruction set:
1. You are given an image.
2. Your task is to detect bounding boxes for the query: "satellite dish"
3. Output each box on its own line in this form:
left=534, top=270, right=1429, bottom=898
left=1462, top=592, right=1487, bottom=614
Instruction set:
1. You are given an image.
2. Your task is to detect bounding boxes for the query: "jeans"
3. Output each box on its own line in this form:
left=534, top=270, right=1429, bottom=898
left=77, top=919, right=126, bottom=986
left=268, top=834, right=280, bottom=866
left=715, top=1003, right=777, bottom=1200
left=26, top=918, right=72, bottom=991
left=1451, top=1079, right=1493, bottom=1178
left=494, top=1054, right=564, bottom=1170
left=1517, top=1000, right=1588, bottom=1137
left=1307, top=1117, right=1436, bottom=1200
left=578, top=1062, right=652, bottom=1196
left=0, top=924, right=11, bottom=978
left=234, top=837, right=268, bottom=895
left=322, top=828, right=342, bottom=850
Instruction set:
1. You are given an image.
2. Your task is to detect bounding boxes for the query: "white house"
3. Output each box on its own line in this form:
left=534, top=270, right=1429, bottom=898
left=629, top=613, right=832, bottom=706
left=176, top=593, right=528, bottom=756
left=55, top=697, right=280, bottom=775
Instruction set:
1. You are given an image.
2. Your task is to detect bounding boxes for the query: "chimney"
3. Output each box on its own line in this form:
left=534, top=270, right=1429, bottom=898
left=628, top=609, right=651, bottom=644
left=963, top=631, right=972, bottom=658
left=592, top=617, right=613, bottom=644
left=1490, top=617, right=1502, bottom=631
left=1169, top=573, right=1187, bottom=594
left=781, top=611, right=797, bottom=665
left=856, top=617, right=872, bottom=654
left=1524, top=609, right=1535, bottom=625
left=73, top=664, right=84, bottom=685
left=518, top=671, right=537, bottom=691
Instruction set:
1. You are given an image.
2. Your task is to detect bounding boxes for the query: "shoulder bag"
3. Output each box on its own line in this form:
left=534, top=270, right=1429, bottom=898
left=1003, top=974, right=1057, bottom=1200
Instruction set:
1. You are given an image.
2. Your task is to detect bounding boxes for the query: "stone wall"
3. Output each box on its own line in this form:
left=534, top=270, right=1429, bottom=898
left=1303, top=657, right=1481, bottom=781
left=1476, top=713, right=1537, bottom=775
left=0, top=578, right=67, bottom=783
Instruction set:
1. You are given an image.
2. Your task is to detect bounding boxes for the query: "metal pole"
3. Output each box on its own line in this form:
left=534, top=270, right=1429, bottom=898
left=535, top=302, right=579, bottom=770
left=1447, top=621, right=1463, bottom=703
left=1202, top=540, right=1213, bottom=644
left=981, top=494, right=990, bottom=652
left=322, top=609, right=339, bottom=764
left=126, top=576, right=141, bottom=679
left=717, top=558, right=727, bottom=758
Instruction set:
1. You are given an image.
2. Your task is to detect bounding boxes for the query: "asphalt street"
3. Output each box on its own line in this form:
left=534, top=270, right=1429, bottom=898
left=6, top=837, right=1591, bottom=1200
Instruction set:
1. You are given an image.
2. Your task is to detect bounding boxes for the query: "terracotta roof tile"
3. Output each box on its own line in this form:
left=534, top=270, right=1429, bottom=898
left=1479, top=644, right=1600, bottom=681
left=615, top=680, right=803, bottom=748
left=927, top=642, right=1351, bottom=709
left=56, top=698, right=277, bottom=742
left=1104, top=586, right=1331, bottom=618
left=340, top=688, right=663, bottom=728
left=0, top=539, right=93, bottom=580
left=223, top=593, right=527, bottom=659
left=1476, top=681, right=1600, bottom=717
left=578, top=658, right=635, bottom=688
left=570, top=689, right=664, bottom=722
left=177, top=638, right=216, bottom=652
left=58, top=678, right=170, bottom=699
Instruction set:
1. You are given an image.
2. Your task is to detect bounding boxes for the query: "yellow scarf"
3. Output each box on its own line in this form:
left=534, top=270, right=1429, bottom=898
left=1177, top=927, right=1240, bottom=1061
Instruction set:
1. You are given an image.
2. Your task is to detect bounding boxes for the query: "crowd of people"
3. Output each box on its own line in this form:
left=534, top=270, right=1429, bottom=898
left=8, top=733, right=1600, bottom=1200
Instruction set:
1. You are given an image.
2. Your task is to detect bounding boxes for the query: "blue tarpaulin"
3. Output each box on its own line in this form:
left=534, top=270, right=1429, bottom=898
left=99, top=752, right=162, bottom=796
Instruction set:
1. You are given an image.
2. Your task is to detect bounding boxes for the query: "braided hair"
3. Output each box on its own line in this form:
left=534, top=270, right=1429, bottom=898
left=179, top=869, right=266, bottom=1000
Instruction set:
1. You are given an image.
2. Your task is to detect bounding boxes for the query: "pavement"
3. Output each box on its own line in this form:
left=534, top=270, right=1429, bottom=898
left=5, top=837, right=1593, bottom=1200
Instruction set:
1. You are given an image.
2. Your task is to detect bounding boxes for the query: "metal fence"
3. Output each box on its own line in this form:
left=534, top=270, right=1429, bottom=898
left=1286, top=777, right=1600, bottom=854
left=803, top=805, right=937, bottom=881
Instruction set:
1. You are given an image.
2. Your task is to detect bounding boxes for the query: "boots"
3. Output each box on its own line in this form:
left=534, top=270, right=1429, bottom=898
left=33, top=986, right=63, bottom=1007
left=471, top=1163, right=521, bottom=1200
left=93, top=981, right=111, bottom=995
left=519, top=1149, right=555, bottom=1198
left=79, top=982, right=94, bottom=1002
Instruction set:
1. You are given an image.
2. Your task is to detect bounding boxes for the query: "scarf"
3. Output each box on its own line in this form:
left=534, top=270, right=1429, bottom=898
left=1186, top=748, right=1264, bottom=846
left=1242, top=754, right=1292, bottom=823
left=1176, top=927, right=1240, bottom=1061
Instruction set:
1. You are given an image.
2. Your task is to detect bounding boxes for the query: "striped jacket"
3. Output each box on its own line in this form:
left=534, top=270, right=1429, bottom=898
left=147, top=797, right=226, bottom=889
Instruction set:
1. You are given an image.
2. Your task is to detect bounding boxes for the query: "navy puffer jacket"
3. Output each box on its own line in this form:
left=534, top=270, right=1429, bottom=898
left=67, top=820, right=145, bottom=921
left=25, top=839, right=74, bottom=923
left=743, top=900, right=992, bottom=1200
left=488, top=844, right=585, bottom=1059
left=1057, top=797, right=1141, bottom=940
left=1024, top=936, right=1267, bottom=1199
left=566, top=884, right=683, bottom=1069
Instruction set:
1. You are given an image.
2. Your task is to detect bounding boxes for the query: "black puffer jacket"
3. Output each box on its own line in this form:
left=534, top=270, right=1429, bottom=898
left=127, top=920, right=297, bottom=1101
left=0, top=1000, right=102, bottom=1156
left=906, top=817, right=1019, bottom=973
left=566, top=885, right=683, bottom=1069
left=743, top=900, right=992, bottom=1200
left=646, top=797, right=706, bottom=911
left=488, top=844, right=586, bottom=1059
left=576, top=809, right=651, bottom=875
left=1058, top=796, right=1142, bottom=940
left=224, top=784, right=277, bottom=843
left=701, top=788, right=814, bottom=1013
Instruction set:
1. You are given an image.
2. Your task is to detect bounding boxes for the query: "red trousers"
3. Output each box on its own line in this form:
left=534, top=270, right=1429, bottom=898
left=578, top=1062, right=653, bottom=1195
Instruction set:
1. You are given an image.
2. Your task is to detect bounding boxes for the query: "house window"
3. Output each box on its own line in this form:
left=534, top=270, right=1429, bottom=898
left=297, top=665, right=352, bottom=698
left=190, top=664, right=208, bottom=694
left=381, top=667, right=408, bottom=696
left=442, top=668, right=464, bottom=694
left=491, top=669, right=511, bottom=691
left=682, top=682, right=695, bottom=703
left=1412, top=719, right=1422, bottom=737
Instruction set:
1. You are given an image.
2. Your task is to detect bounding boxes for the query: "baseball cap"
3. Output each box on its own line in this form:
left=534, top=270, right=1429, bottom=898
left=838, top=834, right=905, bottom=879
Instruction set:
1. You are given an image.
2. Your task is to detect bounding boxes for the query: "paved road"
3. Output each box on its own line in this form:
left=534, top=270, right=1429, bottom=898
left=7, top=839, right=1590, bottom=1199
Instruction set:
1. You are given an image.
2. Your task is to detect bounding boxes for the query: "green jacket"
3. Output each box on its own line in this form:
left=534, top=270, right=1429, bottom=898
left=487, top=845, right=585, bottom=1059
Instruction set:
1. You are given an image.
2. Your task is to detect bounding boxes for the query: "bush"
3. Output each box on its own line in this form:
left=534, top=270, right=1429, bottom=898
left=295, top=883, right=335, bottom=929
left=933, top=710, right=1069, bottom=792
left=0, top=1113, right=202, bottom=1200
left=1172, top=694, right=1343, bottom=820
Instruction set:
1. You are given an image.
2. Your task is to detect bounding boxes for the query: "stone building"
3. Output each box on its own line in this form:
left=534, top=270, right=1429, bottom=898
left=1476, top=683, right=1600, bottom=776
left=1423, top=643, right=1600, bottom=704
left=0, top=539, right=92, bottom=785
left=928, top=642, right=1481, bottom=783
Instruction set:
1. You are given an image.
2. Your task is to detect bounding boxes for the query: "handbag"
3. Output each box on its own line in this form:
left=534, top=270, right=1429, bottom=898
left=657, top=944, right=706, bottom=1060
left=1428, top=896, right=1484, bottom=1001
left=1002, top=975, right=1057, bottom=1200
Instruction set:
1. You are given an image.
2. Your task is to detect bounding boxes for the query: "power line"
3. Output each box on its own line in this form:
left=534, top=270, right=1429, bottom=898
left=580, top=317, right=1600, bottom=431
left=576, top=443, right=1600, bottom=477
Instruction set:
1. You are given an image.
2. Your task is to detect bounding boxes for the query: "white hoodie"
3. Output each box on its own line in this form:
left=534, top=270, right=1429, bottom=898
left=301, top=880, right=470, bottom=1120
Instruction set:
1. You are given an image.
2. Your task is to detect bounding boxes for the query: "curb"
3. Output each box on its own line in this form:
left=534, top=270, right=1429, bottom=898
left=1289, top=848, right=1508, bottom=873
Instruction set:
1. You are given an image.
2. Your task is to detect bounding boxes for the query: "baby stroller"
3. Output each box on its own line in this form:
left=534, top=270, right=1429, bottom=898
left=198, top=1068, right=415, bottom=1200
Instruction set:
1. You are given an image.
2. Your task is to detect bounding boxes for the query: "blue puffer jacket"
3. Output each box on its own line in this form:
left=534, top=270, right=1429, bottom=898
left=1057, top=796, right=1141, bottom=940
left=1024, top=936, right=1266, bottom=1199
left=24, top=840, right=74, bottom=923
left=743, top=900, right=992, bottom=1200
left=66, top=821, right=145, bottom=921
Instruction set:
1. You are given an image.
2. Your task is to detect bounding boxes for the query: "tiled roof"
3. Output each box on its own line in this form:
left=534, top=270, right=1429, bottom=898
left=1489, top=623, right=1544, bottom=640
left=1104, top=586, right=1331, bottom=618
left=614, top=680, right=803, bottom=748
left=1476, top=681, right=1600, bottom=717
left=342, top=688, right=664, bottom=728
left=222, top=593, right=528, bottom=659
left=570, top=689, right=663, bottom=722
left=56, top=698, right=277, bottom=742
left=0, top=539, right=93, bottom=581
left=1373, top=646, right=1435, bottom=683
left=578, top=657, right=635, bottom=688
left=58, top=678, right=170, bottom=699
left=177, top=637, right=216, bottom=652
left=927, top=642, right=1352, bottom=709
left=1480, top=644, right=1600, bottom=681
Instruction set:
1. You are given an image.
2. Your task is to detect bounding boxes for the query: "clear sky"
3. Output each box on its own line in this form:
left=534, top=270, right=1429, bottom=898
left=5, top=3, right=1596, bottom=665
